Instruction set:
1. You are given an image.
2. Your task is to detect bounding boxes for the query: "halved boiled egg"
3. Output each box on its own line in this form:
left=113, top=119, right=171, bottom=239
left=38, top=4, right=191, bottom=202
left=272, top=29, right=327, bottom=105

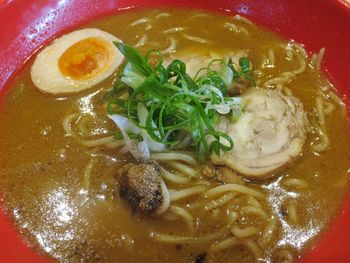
left=31, top=28, right=124, bottom=94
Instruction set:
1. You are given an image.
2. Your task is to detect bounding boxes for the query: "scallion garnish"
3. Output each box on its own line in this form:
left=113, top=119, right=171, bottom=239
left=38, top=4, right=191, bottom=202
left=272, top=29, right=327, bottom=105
left=105, top=42, right=254, bottom=161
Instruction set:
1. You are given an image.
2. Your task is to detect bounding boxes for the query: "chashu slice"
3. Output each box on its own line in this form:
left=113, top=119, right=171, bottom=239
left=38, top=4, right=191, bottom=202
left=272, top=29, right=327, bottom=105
left=165, top=49, right=247, bottom=78
left=211, top=88, right=307, bottom=179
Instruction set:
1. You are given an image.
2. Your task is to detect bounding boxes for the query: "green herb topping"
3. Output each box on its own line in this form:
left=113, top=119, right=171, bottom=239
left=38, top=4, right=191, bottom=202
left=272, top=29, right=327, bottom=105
left=105, top=42, right=254, bottom=161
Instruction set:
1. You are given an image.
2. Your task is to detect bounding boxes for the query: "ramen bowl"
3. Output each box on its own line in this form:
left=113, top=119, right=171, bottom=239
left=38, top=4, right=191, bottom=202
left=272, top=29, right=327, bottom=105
left=0, top=0, right=350, bottom=262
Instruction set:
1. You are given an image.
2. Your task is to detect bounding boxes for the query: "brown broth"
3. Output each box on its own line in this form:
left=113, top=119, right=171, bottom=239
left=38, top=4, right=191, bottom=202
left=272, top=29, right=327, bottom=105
left=0, top=8, right=349, bottom=263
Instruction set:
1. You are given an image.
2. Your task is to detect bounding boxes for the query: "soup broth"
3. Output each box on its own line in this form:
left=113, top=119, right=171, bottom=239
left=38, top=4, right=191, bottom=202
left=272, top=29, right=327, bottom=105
left=0, top=8, right=349, bottom=263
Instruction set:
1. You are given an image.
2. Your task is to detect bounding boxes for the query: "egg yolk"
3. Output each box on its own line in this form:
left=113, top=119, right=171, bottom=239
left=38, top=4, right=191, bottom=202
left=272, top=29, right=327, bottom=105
left=58, top=37, right=113, bottom=81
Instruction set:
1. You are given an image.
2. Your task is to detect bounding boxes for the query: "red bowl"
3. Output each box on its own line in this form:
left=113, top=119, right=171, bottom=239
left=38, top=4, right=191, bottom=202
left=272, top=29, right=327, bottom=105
left=0, top=0, right=350, bottom=262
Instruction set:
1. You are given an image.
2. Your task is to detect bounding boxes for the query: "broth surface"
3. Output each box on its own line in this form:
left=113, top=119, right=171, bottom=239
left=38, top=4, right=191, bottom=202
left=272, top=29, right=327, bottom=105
left=0, top=8, right=350, bottom=263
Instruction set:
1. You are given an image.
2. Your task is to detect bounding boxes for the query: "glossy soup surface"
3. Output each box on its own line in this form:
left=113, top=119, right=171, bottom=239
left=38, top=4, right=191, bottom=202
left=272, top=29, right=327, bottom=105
left=0, top=8, right=349, bottom=263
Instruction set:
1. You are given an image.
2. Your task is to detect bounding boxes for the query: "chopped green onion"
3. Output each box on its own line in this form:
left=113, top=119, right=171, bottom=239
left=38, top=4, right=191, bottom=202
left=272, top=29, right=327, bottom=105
left=105, top=42, right=254, bottom=161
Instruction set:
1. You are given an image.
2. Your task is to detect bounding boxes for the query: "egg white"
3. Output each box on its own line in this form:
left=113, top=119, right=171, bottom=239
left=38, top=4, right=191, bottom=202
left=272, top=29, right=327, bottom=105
left=30, top=28, right=124, bottom=94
